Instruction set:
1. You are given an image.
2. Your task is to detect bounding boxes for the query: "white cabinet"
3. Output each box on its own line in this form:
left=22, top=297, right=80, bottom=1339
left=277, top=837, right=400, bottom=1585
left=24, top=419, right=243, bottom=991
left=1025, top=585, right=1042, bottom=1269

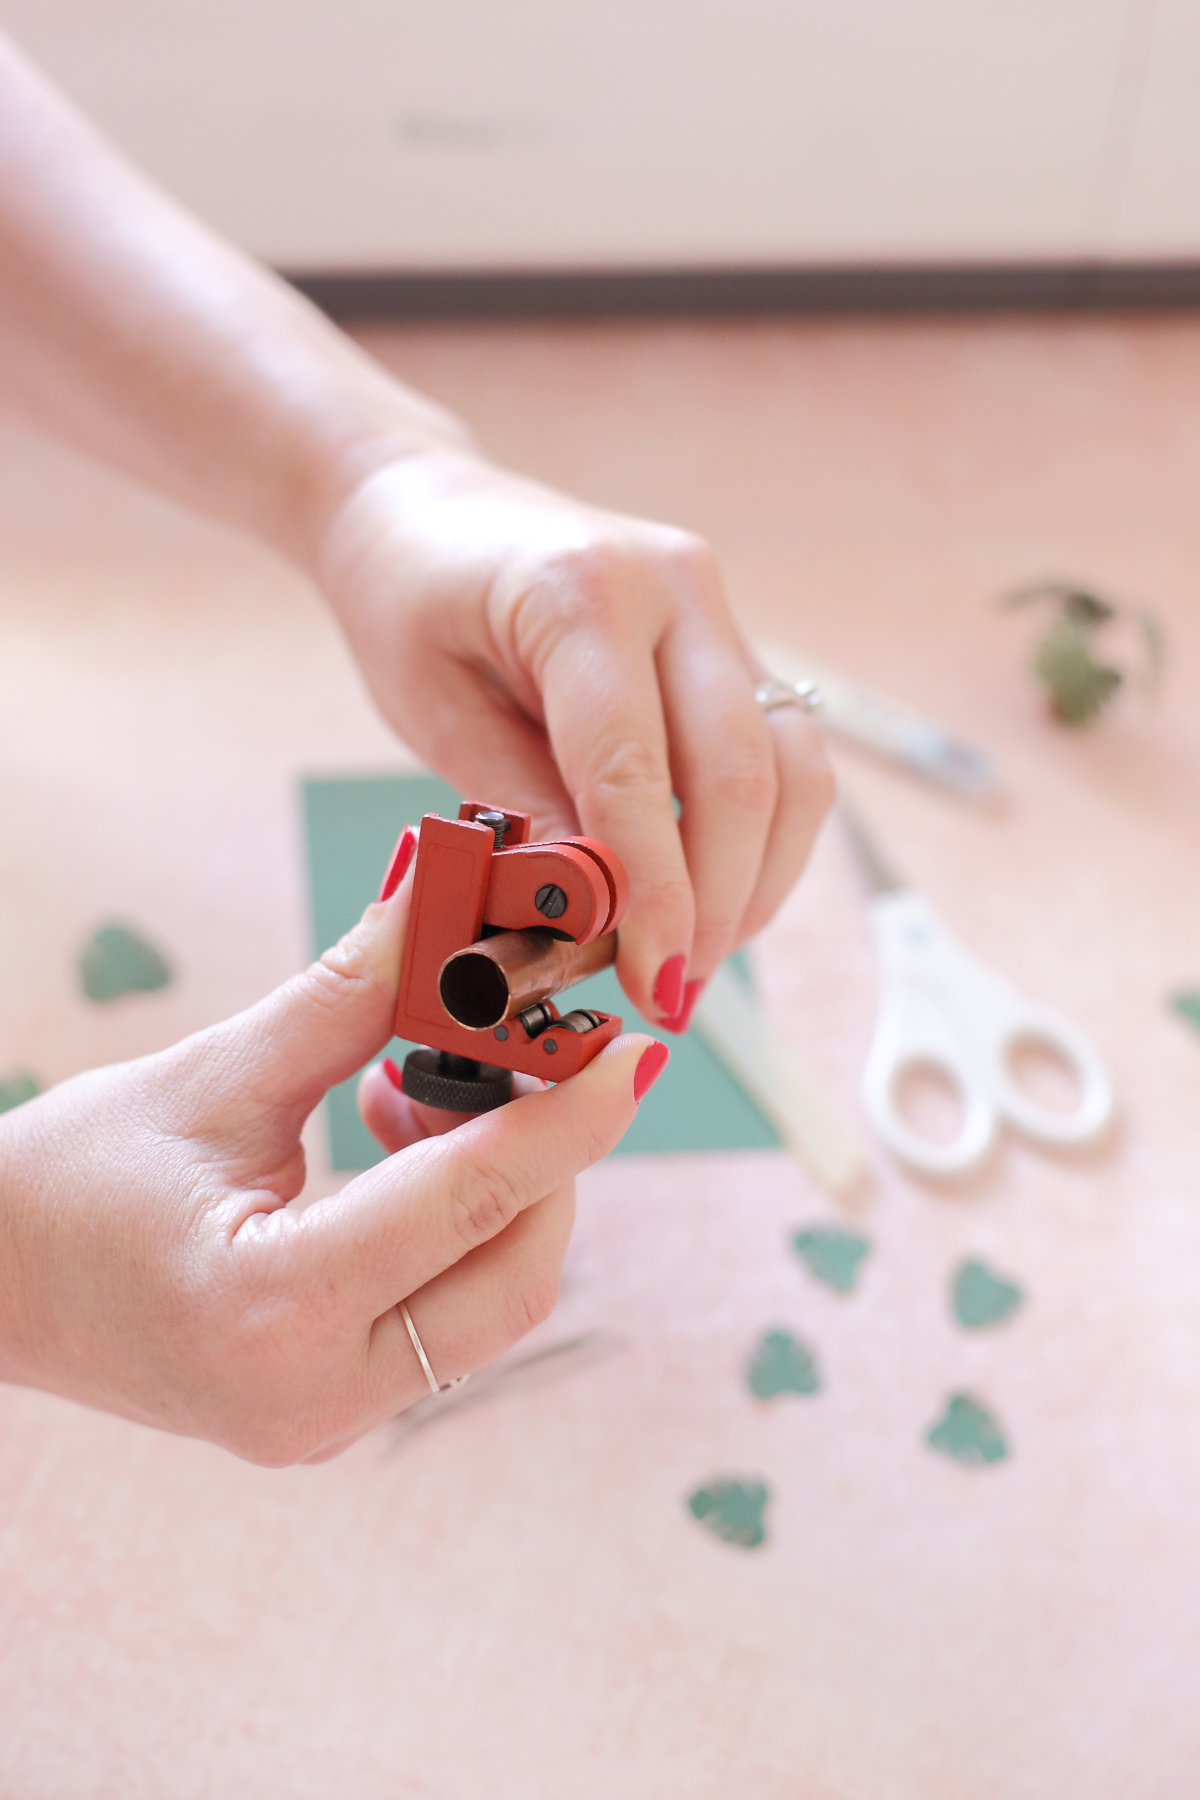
left=2, top=0, right=1196, bottom=269
left=1108, top=0, right=1200, bottom=257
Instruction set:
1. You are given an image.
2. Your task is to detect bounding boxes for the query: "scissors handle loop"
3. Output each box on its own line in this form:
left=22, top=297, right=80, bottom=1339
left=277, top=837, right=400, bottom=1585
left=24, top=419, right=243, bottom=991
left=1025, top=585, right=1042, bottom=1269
left=864, top=894, right=1114, bottom=1177
left=863, top=982, right=997, bottom=1176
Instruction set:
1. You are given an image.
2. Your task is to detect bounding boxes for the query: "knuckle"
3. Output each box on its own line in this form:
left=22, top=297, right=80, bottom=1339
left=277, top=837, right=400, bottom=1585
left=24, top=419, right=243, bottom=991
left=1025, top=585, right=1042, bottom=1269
left=506, top=1262, right=562, bottom=1338
left=654, top=525, right=717, bottom=583
left=708, top=753, right=778, bottom=821
left=577, top=733, right=674, bottom=811
left=513, top=525, right=718, bottom=641
left=519, top=540, right=632, bottom=627
left=448, top=1157, right=526, bottom=1251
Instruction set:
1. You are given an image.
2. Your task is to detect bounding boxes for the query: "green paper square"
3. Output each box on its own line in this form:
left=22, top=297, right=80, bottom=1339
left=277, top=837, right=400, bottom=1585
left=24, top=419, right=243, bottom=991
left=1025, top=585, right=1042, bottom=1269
left=301, top=774, right=779, bottom=1169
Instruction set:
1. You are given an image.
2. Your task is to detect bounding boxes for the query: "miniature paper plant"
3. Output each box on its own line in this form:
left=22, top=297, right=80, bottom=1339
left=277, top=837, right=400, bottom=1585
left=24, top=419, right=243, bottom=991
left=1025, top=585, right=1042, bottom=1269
left=1002, top=579, right=1164, bottom=727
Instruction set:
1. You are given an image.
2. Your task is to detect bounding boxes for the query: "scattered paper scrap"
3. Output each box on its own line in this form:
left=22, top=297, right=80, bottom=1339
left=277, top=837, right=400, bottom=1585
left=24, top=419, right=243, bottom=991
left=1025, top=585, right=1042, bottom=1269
left=746, top=1328, right=821, bottom=1399
left=687, top=1477, right=770, bottom=1549
left=791, top=1223, right=871, bottom=1294
left=927, top=1393, right=1009, bottom=1467
left=951, top=1258, right=1025, bottom=1330
left=79, top=923, right=172, bottom=1003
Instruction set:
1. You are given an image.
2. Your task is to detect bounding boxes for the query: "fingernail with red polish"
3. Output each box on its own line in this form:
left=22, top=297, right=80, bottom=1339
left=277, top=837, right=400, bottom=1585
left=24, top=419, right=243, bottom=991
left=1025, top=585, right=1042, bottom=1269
left=382, top=1057, right=404, bottom=1091
left=634, top=1041, right=670, bottom=1103
left=652, top=953, right=687, bottom=1020
left=378, top=825, right=417, bottom=901
left=660, top=978, right=706, bottom=1035
left=672, top=979, right=706, bottom=1035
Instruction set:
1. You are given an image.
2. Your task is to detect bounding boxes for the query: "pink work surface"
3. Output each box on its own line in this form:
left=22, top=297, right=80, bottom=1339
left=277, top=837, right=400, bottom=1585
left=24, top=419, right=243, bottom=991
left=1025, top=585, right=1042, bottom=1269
left=2, top=316, right=1200, bottom=1798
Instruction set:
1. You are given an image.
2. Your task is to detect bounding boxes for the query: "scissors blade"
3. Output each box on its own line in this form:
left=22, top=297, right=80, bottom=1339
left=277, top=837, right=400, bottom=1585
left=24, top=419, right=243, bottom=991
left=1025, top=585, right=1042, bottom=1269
left=837, top=797, right=907, bottom=896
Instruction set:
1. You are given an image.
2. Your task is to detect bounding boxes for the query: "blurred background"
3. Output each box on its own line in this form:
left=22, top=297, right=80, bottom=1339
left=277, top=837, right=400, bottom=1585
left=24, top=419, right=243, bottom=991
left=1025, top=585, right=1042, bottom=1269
left=3, top=0, right=1198, bottom=294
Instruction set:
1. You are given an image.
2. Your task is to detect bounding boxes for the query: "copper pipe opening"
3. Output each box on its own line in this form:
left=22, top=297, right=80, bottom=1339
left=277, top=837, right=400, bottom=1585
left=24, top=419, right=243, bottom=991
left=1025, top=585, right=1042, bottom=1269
left=438, top=929, right=616, bottom=1031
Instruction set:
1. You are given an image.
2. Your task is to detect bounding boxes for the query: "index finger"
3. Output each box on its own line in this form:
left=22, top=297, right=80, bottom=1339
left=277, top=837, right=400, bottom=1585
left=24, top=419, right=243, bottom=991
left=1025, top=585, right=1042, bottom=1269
left=537, top=607, right=694, bottom=1025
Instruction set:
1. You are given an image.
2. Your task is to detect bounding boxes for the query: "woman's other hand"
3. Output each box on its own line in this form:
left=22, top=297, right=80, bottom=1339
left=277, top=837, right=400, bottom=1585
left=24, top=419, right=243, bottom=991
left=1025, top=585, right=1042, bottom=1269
left=319, top=452, right=835, bottom=1032
left=0, top=881, right=662, bottom=1464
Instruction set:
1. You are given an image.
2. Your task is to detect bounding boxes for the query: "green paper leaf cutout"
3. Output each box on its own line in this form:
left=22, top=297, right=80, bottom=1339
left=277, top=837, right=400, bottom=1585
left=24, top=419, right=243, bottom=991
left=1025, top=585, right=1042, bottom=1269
left=0, top=1070, right=41, bottom=1114
left=951, top=1258, right=1025, bottom=1330
left=79, top=923, right=172, bottom=1003
left=1170, top=990, right=1200, bottom=1036
left=687, top=1477, right=770, bottom=1549
left=791, top=1224, right=871, bottom=1294
left=927, top=1393, right=1010, bottom=1466
left=747, top=1328, right=821, bottom=1399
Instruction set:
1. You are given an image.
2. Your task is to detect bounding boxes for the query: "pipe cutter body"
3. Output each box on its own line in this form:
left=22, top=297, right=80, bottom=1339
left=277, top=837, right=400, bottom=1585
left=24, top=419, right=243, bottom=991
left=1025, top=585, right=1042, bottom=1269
left=394, top=801, right=629, bottom=1110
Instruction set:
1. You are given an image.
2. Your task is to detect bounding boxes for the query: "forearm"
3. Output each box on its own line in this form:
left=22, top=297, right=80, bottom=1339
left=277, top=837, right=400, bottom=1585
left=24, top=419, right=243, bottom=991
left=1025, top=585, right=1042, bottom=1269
left=0, top=33, right=470, bottom=569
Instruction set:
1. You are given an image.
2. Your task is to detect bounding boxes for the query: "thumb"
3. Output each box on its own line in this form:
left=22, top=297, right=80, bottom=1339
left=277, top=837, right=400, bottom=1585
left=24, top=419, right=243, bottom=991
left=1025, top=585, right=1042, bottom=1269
left=215, top=882, right=410, bottom=1113
left=287, top=1031, right=670, bottom=1313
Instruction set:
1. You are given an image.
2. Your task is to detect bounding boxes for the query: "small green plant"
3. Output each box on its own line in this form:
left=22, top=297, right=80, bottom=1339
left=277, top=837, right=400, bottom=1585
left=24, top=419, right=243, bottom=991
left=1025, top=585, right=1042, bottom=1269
left=1002, top=580, right=1164, bottom=726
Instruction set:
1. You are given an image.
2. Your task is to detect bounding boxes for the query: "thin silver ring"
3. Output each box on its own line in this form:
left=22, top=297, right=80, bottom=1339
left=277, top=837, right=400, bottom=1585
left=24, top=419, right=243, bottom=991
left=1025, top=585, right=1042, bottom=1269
left=755, top=677, right=823, bottom=714
left=399, top=1300, right=470, bottom=1396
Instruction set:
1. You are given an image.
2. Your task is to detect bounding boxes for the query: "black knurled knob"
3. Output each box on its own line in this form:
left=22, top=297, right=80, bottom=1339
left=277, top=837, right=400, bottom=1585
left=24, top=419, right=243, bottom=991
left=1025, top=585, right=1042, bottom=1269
left=400, top=1047, right=513, bottom=1112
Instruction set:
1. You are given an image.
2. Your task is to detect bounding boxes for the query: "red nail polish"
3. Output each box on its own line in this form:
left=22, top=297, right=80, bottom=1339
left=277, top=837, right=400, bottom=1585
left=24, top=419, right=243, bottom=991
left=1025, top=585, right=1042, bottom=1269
left=675, top=979, right=705, bottom=1033
left=652, top=953, right=687, bottom=1020
left=378, top=825, right=417, bottom=902
left=382, top=1057, right=404, bottom=1090
left=661, top=979, right=706, bottom=1036
left=634, top=1041, right=670, bottom=1102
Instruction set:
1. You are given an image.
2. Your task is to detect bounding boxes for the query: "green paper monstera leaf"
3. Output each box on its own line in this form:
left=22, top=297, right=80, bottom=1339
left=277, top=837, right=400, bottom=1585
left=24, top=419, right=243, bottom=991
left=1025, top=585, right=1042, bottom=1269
left=0, top=1070, right=41, bottom=1114
left=687, top=1477, right=770, bottom=1548
left=747, top=1328, right=821, bottom=1398
left=927, top=1393, right=1009, bottom=1467
left=1170, top=990, right=1200, bottom=1037
left=79, top=923, right=172, bottom=1002
left=791, top=1224, right=871, bottom=1294
left=951, top=1259, right=1025, bottom=1330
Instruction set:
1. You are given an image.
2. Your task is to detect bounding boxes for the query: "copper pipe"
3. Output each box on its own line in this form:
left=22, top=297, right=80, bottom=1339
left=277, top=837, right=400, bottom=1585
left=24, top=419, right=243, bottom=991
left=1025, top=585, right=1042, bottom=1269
left=438, top=929, right=616, bottom=1031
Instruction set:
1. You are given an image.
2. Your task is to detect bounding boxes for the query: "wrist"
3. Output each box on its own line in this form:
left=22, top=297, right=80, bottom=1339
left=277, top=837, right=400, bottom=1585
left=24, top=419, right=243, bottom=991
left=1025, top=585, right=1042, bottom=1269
left=309, top=435, right=505, bottom=614
left=280, top=341, right=481, bottom=581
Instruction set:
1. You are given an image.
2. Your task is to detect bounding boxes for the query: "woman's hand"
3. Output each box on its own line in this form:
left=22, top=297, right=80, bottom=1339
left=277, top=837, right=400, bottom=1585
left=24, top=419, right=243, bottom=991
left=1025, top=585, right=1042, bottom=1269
left=318, top=450, right=835, bottom=1032
left=0, top=34, right=833, bottom=1029
left=0, top=883, right=662, bottom=1464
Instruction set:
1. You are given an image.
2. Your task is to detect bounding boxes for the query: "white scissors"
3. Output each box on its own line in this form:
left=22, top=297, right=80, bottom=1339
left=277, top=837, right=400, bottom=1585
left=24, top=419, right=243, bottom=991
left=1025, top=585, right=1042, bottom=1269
left=842, top=802, right=1115, bottom=1176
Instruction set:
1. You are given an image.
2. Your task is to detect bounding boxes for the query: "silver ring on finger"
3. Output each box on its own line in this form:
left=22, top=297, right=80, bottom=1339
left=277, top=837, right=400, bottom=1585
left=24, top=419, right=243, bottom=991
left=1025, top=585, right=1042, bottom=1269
left=399, top=1300, right=471, bottom=1396
left=754, top=677, right=823, bottom=715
